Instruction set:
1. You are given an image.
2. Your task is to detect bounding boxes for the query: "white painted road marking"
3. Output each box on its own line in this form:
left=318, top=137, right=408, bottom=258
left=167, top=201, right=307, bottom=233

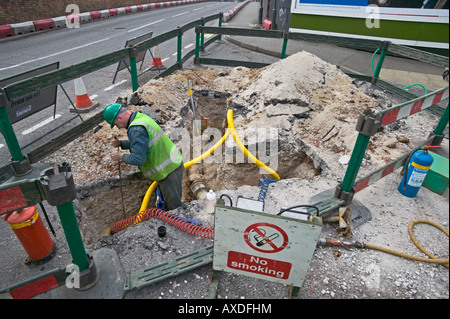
left=104, top=80, right=127, bottom=91
left=128, top=19, right=165, bottom=33
left=21, top=114, right=62, bottom=135
left=0, top=38, right=110, bottom=72
left=172, top=11, right=189, bottom=18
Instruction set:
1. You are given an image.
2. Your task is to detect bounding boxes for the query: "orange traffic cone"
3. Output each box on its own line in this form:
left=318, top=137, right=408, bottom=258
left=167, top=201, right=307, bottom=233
left=150, top=45, right=166, bottom=70
left=71, top=77, right=99, bottom=113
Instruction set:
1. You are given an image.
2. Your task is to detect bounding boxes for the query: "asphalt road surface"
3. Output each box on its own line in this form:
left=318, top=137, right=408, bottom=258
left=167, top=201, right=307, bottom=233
left=0, top=1, right=251, bottom=166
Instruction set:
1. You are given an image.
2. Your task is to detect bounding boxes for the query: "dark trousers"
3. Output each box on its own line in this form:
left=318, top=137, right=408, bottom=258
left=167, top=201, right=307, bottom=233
left=157, top=163, right=184, bottom=211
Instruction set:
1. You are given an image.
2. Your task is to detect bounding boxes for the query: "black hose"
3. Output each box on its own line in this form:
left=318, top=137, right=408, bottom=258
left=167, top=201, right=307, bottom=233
left=219, top=194, right=233, bottom=207
left=277, top=205, right=319, bottom=216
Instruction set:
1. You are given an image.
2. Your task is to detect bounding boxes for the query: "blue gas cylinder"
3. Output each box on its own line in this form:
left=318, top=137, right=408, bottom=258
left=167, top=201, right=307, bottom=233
left=398, top=150, right=434, bottom=198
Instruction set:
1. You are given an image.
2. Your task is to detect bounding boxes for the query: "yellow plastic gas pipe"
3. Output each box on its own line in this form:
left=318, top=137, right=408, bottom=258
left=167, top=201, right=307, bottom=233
left=226, top=109, right=280, bottom=181
left=138, top=109, right=279, bottom=214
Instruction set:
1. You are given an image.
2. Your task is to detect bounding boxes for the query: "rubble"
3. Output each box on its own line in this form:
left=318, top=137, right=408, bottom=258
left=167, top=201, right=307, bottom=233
left=48, top=51, right=439, bottom=186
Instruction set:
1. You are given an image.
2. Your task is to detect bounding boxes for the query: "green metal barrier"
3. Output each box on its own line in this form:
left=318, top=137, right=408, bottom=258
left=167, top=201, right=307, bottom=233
left=1, top=12, right=449, bottom=298
left=336, top=87, right=449, bottom=202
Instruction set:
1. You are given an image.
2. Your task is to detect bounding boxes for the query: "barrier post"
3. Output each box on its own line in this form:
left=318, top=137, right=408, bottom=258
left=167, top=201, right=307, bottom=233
left=433, top=103, right=449, bottom=136
left=339, top=133, right=371, bottom=193
left=56, top=202, right=90, bottom=271
left=336, top=109, right=381, bottom=201
left=177, top=27, right=183, bottom=64
left=128, top=46, right=139, bottom=91
left=371, top=41, right=390, bottom=85
left=281, top=32, right=289, bottom=59
left=195, top=26, right=201, bottom=62
left=200, top=17, right=205, bottom=51
left=0, top=90, right=25, bottom=162
left=40, top=163, right=91, bottom=272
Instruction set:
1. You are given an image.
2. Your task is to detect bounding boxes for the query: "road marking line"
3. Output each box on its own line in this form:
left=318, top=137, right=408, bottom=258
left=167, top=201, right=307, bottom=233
left=161, top=57, right=170, bottom=63
left=172, top=11, right=189, bottom=18
left=128, top=19, right=165, bottom=33
left=0, top=144, right=4, bottom=150
left=0, top=38, right=110, bottom=71
left=193, top=7, right=204, bottom=11
left=184, top=43, right=194, bottom=49
left=21, top=114, right=62, bottom=135
left=104, top=79, right=127, bottom=91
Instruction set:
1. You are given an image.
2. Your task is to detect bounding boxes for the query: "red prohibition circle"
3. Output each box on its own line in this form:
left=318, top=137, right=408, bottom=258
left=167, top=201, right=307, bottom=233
left=243, top=222, right=289, bottom=253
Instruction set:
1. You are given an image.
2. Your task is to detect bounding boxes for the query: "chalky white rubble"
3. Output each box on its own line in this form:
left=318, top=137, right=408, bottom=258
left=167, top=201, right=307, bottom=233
left=49, top=51, right=436, bottom=187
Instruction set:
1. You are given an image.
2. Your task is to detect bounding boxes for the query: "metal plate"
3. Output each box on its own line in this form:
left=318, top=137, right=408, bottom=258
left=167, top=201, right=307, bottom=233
left=124, top=245, right=213, bottom=293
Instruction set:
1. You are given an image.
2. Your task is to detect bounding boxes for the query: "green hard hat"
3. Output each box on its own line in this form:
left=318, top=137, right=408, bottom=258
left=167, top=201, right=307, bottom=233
left=103, top=103, right=122, bottom=128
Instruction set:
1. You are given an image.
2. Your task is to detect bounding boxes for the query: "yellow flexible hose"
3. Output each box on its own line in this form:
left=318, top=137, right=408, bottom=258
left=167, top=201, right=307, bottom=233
left=226, top=109, right=280, bottom=181
left=363, top=220, right=449, bottom=268
left=137, top=109, right=279, bottom=217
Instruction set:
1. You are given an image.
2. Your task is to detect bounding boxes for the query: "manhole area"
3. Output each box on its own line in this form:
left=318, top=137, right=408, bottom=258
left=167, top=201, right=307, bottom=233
left=179, top=91, right=322, bottom=199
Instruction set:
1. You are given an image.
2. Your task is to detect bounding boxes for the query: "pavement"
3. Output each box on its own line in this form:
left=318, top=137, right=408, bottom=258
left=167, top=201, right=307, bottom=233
left=0, top=0, right=448, bottom=302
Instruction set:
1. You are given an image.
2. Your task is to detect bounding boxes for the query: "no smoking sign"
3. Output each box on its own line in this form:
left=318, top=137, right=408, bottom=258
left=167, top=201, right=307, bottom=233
left=244, top=223, right=289, bottom=253
left=213, top=201, right=323, bottom=287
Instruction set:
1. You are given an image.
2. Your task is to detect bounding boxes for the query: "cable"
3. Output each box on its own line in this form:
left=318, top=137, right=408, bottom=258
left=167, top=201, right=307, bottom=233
left=403, top=83, right=427, bottom=95
left=363, top=219, right=449, bottom=268
left=371, top=48, right=380, bottom=75
left=321, top=220, right=449, bottom=268
left=111, top=208, right=214, bottom=239
left=277, top=205, right=320, bottom=216
left=219, top=194, right=233, bottom=207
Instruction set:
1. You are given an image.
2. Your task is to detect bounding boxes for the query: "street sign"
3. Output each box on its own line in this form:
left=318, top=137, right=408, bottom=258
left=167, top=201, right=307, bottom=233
left=243, top=222, right=289, bottom=253
left=0, top=62, right=59, bottom=124
left=213, top=201, right=323, bottom=287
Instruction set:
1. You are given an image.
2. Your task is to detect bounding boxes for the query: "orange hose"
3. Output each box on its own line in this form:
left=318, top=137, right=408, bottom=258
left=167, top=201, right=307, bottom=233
left=111, top=208, right=214, bottom=239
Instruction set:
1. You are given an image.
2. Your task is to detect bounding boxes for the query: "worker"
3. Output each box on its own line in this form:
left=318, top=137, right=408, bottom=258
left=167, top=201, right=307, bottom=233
left=103, top=103, right=184, bottom=211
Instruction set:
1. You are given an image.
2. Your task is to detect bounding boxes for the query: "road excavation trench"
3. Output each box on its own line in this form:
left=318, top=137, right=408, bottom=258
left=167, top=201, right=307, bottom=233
left=76, top=90, right=322, bottom=244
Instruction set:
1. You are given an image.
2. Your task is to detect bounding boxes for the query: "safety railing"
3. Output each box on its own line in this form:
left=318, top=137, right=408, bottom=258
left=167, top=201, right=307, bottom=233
left=1, top=11, right=449, bottom=299
left=0, top=13, right=222, bottom=169
left=2, top=13, right=222, bottom=103
left=335, top=87, right=449, bottom=205
left=195, top=26, right=448, bottom=83
left=195, top=26, right=286, bottom=68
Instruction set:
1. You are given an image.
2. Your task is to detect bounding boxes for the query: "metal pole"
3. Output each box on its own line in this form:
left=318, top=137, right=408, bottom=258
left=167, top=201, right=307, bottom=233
left=200, top=17, right=205, bottom=51
left=281, top=32, right=289, bottom=59
left=195, top=27, right=201, bottom=61
left=56, top=202, right=90, bottom=271
left=177, top=27, right=183, bottom=64
left=372, top=41, right=389, bottom=85
left=128, top=46, right=139, bottom=91
left=433, top=103, right=449, bottom=136
left=339, top=133, right=371, bottom=193
left=0, top=91, right=25, bottom=162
